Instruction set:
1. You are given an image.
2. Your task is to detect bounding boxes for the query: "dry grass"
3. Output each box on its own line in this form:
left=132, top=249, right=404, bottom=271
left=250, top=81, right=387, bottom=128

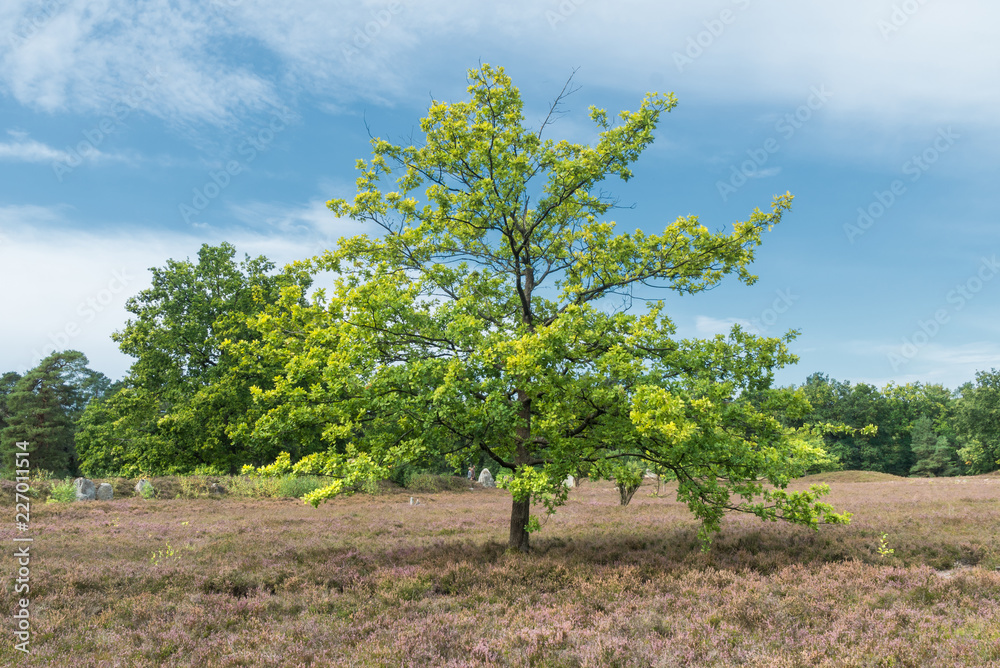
left=797, top=470, right=909, bottom=484
left=2, top=476, right=1000, bottom=666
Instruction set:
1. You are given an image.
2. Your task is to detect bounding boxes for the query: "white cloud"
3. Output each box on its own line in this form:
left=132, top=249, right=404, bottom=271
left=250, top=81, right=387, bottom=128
left=838, top=339, right=1000, bottom=390
left=748, top=167, right=781, bottom=179
left=227, top=198, right=372, bottom=247
left=1, top=0, right=996, bottom=135
left=694, top=315, right=754, bottom=337
left=0, top=130, right=128, bottom=166
left=0, top=202, right=353, bottom=379
left=0, top=135, right=70, bottom=162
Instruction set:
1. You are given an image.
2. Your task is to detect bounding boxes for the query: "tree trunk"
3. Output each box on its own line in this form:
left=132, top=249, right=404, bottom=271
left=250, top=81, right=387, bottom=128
left=509, top=387, right=533, bottom=552
left=509, top=496, right=531, bottom=552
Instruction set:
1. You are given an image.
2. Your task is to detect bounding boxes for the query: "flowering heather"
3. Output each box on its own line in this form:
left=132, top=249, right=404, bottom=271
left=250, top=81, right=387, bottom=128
left=2, top=474, right=1000, bottom=666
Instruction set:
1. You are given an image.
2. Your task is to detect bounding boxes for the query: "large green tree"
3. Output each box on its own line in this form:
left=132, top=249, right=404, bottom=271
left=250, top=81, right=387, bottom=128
left=245, top=64, right=849, bottom=552
left=955, top=370, right=1000, bottom=474
left=75, top=243, right=314, bottom=476
left=1, top=351, right=109, bottom=477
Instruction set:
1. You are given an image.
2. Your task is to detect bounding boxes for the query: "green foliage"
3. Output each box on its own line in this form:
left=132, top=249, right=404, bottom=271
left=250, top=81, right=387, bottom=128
left=596, top=458, right=645, bottom=506
left=790, top=374, right=966, bottom=478
left=389, top=462, right=416, bottom=488
left=877, top=533, right=895, bottom=558
left=276, top=475, right=326, bottom=498
left=149, top=542, right=190, bottom=566
left=955, top=370, right=1000, bottom=473
left=909, top=416, right=961, bottom=477
left=1, top=351, right=110, bottom=478
left=75, top=243, right=315, bottom=476
left=46, top=478, right=76, bottom=503
left=243, top=63, right=839, bottom=552
left=405, top=473, right=469, bottom=493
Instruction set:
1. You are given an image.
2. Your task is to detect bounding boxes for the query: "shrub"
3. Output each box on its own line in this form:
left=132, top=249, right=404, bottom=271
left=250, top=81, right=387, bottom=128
left=192, top=463, right=229, bottom=476
left=223, top=474, right=327, bottom=499
left=276, top=475, right=325, bottom=498
left=47, top=478, right=76, bottom=503
left=406, top=473, right=469, bottom=493
left=389, top=462, right=416, bottom=488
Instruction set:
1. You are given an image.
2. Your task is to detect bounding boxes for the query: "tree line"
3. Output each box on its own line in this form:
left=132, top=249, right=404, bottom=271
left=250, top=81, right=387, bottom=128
left=6, top=293, right=998, bottom=481
left=6, top=242, right=999, bottom=483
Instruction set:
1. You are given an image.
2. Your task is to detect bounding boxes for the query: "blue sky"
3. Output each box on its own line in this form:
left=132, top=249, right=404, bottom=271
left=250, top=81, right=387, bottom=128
left=1, top=0, right=997, bottom=391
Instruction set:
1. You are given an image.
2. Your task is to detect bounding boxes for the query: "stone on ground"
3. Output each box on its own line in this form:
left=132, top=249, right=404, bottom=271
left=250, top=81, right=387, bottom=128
left=74, top=477, right=96, bottom=501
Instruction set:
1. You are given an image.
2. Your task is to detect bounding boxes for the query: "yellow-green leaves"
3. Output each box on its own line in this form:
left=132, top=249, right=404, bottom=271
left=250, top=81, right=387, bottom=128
left=629, top=386, right=698, bottom=444
left=237, top=65, right=847, bottom=553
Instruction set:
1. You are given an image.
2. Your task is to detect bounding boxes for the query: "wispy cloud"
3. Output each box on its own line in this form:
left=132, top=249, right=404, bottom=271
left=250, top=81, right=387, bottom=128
left=839, top=339, right=1000, bottom=390
left=694, top=315, right=754, bottom=337
left=2, top=1, right=996, bottom=134
left=0, top=130, right=131, bottom=168
left=0, top=135, right=71, bottom=162
left=227, top=199, right=370, bottom=246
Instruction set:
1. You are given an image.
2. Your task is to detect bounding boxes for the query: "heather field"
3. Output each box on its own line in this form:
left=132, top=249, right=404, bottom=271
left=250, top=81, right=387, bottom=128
left=3, top=474, right=1000, bottom=667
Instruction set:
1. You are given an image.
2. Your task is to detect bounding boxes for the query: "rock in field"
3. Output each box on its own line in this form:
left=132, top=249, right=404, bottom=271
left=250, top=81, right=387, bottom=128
left=135, top=479, right=155, bottom=498
left=74, top=477, right=96, bottom=501
left=478, top=468, right=495, bottom=488
left=96, top=483, right=114, bottom=501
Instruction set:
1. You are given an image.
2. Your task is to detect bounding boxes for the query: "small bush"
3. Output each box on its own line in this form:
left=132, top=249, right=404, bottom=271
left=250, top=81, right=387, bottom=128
left=406, top=473, right=469, bottom=493
left=224, top=475, right=266, bottom=498
left=47, top=478, right=76, bottom=503
left=192, top=464, right=229, bottom=476
left=276, top=475, right=325, bottom=498
left=224, top=474, right=327, bottom=499
left=389, top=462, right=416, bottom=488
left=177, top=476, right=209, bottom=498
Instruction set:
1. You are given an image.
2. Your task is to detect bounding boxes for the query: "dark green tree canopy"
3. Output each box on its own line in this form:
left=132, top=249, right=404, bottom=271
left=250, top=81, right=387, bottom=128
left=955, top=369, right=1000, bottom=474
left=75, top=242, right=314, bottom=476
left=1, top=350, right=109, bottom=478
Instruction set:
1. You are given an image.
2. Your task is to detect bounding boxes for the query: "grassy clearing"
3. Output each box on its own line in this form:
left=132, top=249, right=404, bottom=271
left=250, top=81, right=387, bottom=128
left=2, top=477, right=1000, bottom=666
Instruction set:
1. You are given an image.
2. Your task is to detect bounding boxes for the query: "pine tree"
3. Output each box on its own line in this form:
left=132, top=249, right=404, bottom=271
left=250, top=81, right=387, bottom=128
left=1, top=351, right=109, bottom=478
left=909, top=415, right=958, bottom=477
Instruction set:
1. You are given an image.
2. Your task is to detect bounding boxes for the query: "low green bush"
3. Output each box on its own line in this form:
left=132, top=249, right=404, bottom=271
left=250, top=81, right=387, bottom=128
left=47, top=478, right=76, bottom=503
left=406, top=473, right=469, bottom=493
left=225, top=474, right=327, bottom=499
left=276, top=475, right=325, bottom=498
